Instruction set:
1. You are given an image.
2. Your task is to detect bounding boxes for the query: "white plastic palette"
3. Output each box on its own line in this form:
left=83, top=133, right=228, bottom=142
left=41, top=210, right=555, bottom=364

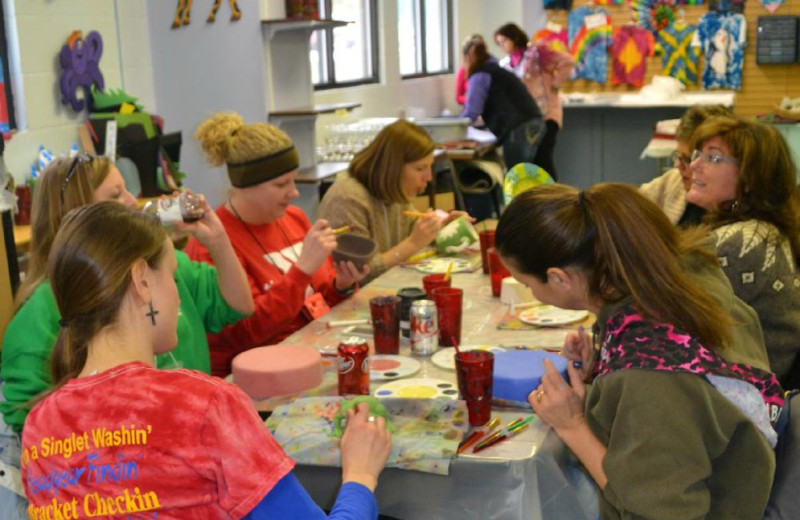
left=412, top=258, right=473, bottom=274
left=430, top=345, right=506, bottom=371
left=518, top=306, right=589, bottom=327
left=373, top=378, right=459, bottom=399
left=369, top=355, right=421, bottom=381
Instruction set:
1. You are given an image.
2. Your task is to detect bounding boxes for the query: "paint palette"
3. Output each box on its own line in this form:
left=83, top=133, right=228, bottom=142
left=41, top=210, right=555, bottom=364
left=412, top=258, right=474, bottom=274
left=430, top=345, right=506, bottom=371
left=374, top=378, right=460, bottom=399
left=369, top=355, right=421, bottom=381
left=518, top=306, right=589, bottom=327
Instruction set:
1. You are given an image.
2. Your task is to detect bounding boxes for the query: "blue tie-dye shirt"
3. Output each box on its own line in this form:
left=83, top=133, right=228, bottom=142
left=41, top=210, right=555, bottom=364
left=692, top=12, right=747, bottom=90
left=568, top=6, right=612, bottom=84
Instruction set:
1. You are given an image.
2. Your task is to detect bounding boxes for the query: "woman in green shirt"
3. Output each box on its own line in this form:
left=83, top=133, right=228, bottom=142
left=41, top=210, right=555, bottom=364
left=1, top=155, right=253, bottom=433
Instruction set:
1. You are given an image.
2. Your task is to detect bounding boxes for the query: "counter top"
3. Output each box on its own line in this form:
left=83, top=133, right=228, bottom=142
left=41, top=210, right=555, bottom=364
left=563, top=91, right=735, bottom=109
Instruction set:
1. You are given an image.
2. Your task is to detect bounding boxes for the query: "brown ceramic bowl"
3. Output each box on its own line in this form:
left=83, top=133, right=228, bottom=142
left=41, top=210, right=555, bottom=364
left=332, top=233, right=377, bottom=270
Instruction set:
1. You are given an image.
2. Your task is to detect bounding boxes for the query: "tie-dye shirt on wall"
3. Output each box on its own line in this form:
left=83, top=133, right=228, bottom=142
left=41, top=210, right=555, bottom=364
left=656, top=22, right=700, bottom=86
left=692, top=12, right=747, bottom=90
left=568, top=6, right=612, bottom=84
left=611, top=25, right=655, bottom=88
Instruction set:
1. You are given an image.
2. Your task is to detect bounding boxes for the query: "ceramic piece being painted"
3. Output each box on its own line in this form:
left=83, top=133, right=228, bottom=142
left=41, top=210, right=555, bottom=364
left=172, top=0, right=242, bottom=28
left=59, top=31, right=104, bottom=113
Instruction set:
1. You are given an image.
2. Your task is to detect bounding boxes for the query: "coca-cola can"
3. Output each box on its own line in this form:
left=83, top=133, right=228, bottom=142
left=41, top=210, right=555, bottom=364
left=410, top=300, right=439, bottom=355
left=337, top=336, right=370, bottom=395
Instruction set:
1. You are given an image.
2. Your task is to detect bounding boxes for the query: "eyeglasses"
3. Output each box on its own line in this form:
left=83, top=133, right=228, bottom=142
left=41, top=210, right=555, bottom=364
left=60, top=155, right=92, bottom=205
left=669, top=150, right=692, bottom=168
left=690, top=149, right=739, bottom=166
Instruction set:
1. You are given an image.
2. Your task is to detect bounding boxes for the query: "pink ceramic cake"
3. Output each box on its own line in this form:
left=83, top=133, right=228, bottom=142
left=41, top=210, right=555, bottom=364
left=232, top=345, right=323, bottom=399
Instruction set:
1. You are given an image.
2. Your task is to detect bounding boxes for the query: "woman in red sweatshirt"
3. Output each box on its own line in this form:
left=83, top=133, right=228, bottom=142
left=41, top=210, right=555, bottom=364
left=187, top=112, right=368, bottom=376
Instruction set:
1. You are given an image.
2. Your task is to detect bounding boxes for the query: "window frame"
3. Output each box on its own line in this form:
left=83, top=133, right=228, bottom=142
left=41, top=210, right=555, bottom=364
left=0, top=0, right=16, bottom=135
left=399, top=0, right=454, bottom=80
left=312, top=0, right=380, bottom=91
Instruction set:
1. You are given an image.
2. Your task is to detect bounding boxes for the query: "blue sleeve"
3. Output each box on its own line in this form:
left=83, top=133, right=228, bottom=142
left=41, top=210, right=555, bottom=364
left=243, top=472, right=378, bottom=520
left=460, top=72, right=491, bottom=122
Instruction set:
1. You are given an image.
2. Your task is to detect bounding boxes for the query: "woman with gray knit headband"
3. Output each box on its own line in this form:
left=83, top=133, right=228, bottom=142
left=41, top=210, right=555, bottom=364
left=187, top=112, right=368, bottom=376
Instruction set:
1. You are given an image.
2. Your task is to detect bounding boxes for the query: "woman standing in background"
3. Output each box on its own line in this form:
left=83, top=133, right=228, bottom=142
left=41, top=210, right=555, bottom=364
left=495, top=22, right=574, bottom=179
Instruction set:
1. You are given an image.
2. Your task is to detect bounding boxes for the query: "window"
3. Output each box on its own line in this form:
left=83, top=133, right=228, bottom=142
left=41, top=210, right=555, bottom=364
left=311, top=0, right=379, bottom=90
left=398, top=0, right=453, bottom=78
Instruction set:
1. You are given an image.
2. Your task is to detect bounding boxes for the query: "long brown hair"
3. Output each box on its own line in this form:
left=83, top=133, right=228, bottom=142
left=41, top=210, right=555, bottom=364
left=495, top=183, right=731, bottom=350
left=462, top=37, right=492, bottom=77
left=348, top=120, right=434, bottom=204
left=692, top=117, right=800, bottom=262
left=15, top=155, right=112, bottom=307
left=494, top=23, right=528, bottom=51
left=48, top=202, right=166, bottom=388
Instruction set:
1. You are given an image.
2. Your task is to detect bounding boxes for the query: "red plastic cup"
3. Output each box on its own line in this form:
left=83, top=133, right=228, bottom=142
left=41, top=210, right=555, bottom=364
left=431, top=287, right=462, bottom=347
left=488, top=248, right=510, bottom=297
left=455, top=350, right=495, bottom=426
left=478, top=229, right=496, bottom=274
left=369, top=296, right=401, bottom=355
left=423, top=273, right=452, bottom=297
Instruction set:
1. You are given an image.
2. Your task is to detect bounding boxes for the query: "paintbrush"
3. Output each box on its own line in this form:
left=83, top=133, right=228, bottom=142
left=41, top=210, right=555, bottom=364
left=457, top=417, right=500, bottom=454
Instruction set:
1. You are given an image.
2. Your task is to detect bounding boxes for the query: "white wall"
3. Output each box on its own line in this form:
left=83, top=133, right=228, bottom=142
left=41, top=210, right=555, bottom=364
left=6, top=0, right=155, bottom=184
left=147, top=0, right=268, bottom=207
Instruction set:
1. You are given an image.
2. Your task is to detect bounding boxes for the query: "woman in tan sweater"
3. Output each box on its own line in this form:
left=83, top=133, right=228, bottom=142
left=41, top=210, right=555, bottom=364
left=318, top=120, right=467, bottom=281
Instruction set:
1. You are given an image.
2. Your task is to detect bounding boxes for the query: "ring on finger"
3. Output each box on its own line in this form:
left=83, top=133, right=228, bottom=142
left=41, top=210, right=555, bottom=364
left=535, top=389, right=546, bottom=403
left=367, top=415, right=376, bottom=422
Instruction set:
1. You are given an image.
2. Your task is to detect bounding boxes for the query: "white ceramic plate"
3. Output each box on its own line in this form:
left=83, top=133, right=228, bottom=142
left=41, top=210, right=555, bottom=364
left=373, top=378, right=459, bottom=399
left=430, top=345, right=506, bottom=371
left=369, top=355, right=421, bottom=381
left=412, top=258, right=473, bottom=274
left=518, top=306, right=589, bottom=326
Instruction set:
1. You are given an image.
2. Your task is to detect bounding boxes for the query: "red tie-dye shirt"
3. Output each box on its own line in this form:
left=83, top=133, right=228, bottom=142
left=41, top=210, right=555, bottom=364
left=21, top=362, right=294, bottom=519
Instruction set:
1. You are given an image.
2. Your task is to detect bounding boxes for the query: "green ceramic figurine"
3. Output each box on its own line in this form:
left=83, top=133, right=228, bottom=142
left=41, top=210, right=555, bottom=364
left=436, top=216, right=478, bottom=254
left=332, top=396, right=396, bottom=438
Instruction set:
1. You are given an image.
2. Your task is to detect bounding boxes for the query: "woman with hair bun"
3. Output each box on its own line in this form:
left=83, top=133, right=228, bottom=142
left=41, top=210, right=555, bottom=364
left=189, top=112, right=368, bottom=376
left=495, top=183, right=780, bottom=518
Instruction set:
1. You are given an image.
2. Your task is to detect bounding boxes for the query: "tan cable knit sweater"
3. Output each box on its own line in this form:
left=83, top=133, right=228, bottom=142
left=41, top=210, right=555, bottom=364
left=639, top=168, right=687, bottom=225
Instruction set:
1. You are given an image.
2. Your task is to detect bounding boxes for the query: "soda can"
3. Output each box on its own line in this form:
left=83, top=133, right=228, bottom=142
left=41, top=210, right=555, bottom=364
left=410, top=299, right=439, bottom=356
left=337, top=336, right=370, bottom=395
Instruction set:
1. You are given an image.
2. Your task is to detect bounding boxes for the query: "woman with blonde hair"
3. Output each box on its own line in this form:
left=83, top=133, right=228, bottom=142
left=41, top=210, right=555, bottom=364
left=687, top=117, right=800, bottom=386
left=1, top=155, right=252, bottom=433
left=318, top=120, right=467, bottom=280
left=189, top=112, right=367, bottom=376
left=22, top=202, right=391, bottom=519
left=495, top=183, right=780, bottom=518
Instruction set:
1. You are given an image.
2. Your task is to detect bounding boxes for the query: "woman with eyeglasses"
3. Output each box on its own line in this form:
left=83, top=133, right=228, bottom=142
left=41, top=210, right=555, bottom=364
left=640, top=104, right=733, bottom=226
left=21, top=202, right=391, bottom=519
left=686, top=117, right=800, bottom=388
left=1, top=155, right=254, bottom=434
left=495, top=183, right=780, bottom=519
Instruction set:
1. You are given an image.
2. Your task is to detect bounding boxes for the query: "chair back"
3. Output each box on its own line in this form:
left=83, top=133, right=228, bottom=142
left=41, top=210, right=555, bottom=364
left=765, top=390, right=800, bottom=519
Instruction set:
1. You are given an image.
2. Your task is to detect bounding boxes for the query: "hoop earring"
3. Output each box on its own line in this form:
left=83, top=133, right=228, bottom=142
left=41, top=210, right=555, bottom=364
left=145, top=301, right=159, bottom=326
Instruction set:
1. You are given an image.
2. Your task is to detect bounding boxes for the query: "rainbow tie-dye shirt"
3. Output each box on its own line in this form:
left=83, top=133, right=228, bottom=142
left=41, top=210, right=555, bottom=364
left=656, top=22, right=700, bottom=86
left=692, top=12, right=747, bottom=90
left=568, top=6, right=612, bottom=84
